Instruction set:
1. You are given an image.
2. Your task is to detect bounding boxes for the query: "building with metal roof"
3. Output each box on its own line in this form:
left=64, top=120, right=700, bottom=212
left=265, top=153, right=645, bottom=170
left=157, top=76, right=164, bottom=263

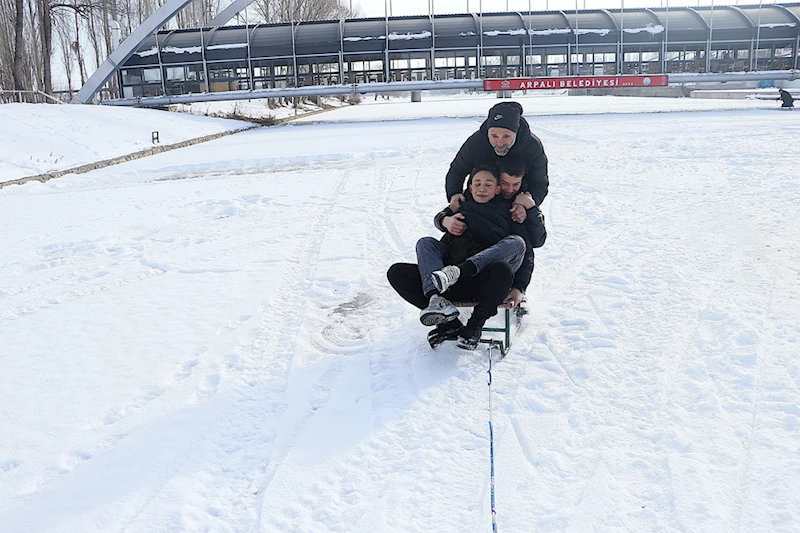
left=113, top=4, right=799, bottom=101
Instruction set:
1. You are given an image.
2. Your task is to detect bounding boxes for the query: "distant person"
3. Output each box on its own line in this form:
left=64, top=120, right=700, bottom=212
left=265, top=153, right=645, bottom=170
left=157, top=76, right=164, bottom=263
left=387, top=165, right=546, bottom=350
left=779, top=88, right=795, bottom=108
left=445, top=102, right=548, bottom=213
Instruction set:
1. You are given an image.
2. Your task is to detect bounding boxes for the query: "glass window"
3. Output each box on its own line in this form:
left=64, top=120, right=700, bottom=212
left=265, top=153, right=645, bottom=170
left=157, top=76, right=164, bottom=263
left=507, top=55, right=520, bottom=65
left=142, top=68, right=161, bottom=82
left=685, top=51, right=696, bottom=60
left=756, top=48, right=770, bottom=58
left=122, top=69, right=142, bottom=85
left=410, top=59, right=426, bottom=69
left=166, top=67, right=185, bottom=81
left=624, top=52, right=640, bottom=62
left=547, top=54, right=566, bottom=64
left=642, top=52, right=659, bottom=62
left=665, top=51, right=681, bottom=61
left=775, top=47, right=792, bottom=58
left=737, top=49, right=749, bottom=59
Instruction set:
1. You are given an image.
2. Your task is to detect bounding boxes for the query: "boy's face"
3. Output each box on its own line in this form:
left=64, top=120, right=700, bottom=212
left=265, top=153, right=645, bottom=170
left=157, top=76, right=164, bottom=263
left=499, top=173, right=523, bottom=200
left=469, top=171, right=500, bottom=203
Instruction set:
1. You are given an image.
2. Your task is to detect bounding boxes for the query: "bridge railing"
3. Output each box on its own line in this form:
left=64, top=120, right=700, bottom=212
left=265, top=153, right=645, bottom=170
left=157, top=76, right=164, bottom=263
left=0, top=90, right=65, bottom=105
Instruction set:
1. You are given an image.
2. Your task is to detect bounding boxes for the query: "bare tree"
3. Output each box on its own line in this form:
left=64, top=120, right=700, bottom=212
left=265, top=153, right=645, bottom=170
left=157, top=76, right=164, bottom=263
left=12, top=0, right=25, bottom=89
left=39, top=0, right=54, bottom=94
left=253, top=0, right=360, bottom=23
left=55, top=10, right=74, bottom=90
left=0, top=0, right=365, bottom=97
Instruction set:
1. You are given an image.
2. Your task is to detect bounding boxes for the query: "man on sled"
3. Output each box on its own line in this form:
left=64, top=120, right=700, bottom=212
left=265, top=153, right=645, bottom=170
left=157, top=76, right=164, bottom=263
left=388, top=162, right=546, bottom=351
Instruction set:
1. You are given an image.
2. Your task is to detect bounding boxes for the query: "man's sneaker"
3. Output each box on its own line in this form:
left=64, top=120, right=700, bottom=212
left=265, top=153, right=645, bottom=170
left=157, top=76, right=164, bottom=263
left=419, top=294, right=459, bottom=326
left=456, top=323, right=483, bottom=351
left=431, top=265, right=461, bottom=294
left=427, top=319, right=463, bottom=349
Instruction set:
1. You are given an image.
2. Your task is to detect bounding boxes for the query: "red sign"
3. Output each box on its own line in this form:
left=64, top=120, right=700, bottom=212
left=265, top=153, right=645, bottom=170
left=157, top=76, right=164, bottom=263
left=484, top=75, right=669, bottom=91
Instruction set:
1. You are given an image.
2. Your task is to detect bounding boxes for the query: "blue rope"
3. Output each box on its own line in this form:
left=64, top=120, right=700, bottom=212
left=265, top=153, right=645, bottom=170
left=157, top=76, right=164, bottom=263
left=488, top=345, right=498, bottom=533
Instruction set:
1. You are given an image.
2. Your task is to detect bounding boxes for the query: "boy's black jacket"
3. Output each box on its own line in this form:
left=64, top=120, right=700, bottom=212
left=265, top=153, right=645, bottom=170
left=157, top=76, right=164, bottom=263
left=433, top=197, right=547, bottom=292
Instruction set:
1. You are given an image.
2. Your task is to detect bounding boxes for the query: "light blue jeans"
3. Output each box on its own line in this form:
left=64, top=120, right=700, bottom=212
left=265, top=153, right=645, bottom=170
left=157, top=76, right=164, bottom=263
left=415, top=235, right=525, bottom=297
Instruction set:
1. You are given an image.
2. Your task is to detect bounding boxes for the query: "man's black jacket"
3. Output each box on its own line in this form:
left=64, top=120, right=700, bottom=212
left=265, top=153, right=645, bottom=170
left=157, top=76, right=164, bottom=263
left=433, top=198, right=546, bottom=292
left=445, top=117, right=549, bottom=206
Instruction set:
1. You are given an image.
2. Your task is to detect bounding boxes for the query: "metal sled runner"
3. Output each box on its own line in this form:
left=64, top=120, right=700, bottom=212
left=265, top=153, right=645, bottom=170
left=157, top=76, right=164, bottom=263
left=451, top=301, right=526, bottom=356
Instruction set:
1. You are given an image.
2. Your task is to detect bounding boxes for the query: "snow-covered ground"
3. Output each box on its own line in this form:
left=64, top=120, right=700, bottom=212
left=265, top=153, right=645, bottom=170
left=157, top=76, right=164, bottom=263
left=0, top=104, right=249, bottom=183
left=1, top=95, right=799, bottom=532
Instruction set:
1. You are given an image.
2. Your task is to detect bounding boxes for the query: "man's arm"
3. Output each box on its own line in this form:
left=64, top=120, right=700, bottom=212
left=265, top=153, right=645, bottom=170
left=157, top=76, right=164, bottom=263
left=524, top=143, right=549, bottom=207
left=511, top=247, right=534, bottom=293
left=445, top=134, right=478, bottom=201
left=510, top=192, right=535, bottom=223
left=522, top=206, right=547, bottom=249
left=510, top=206, right=547, bottom=294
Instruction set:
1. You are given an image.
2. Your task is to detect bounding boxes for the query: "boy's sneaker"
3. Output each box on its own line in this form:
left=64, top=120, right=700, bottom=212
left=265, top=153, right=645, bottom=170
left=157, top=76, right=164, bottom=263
left=456, top=323, right=483, bottom=351
left=419, top=294, right=459, bottom=326
left=427, top=319, right=463, bottom=349
left=431, top=265, right=461, bottom=294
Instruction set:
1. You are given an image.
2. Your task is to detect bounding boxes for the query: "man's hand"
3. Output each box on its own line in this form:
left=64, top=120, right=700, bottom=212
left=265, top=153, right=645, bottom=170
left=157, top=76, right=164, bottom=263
left=443, top=213, right=467, bottom=236
left=513, top=191, right=535, bottom=209
left=504, top=288, right=524, bottom=308
left=510, top=192, right=534, bottom=222
left=449, top=193, right=465, bottom=212
left=509, top=203, right=527, bottom=223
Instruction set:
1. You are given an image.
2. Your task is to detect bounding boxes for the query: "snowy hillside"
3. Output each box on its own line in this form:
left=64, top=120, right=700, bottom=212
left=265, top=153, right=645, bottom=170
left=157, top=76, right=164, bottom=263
left=0, top=104, right=250, bottom=183
left=1, top=95, right=799, bottom=532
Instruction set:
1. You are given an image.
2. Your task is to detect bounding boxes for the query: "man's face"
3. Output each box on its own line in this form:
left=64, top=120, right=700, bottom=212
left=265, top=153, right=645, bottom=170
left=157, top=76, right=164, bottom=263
left=499, top=173, right=523, bottom=200
left=469, top=171, right=500, bottom=203
left=488, top=127, right=517, bottom=156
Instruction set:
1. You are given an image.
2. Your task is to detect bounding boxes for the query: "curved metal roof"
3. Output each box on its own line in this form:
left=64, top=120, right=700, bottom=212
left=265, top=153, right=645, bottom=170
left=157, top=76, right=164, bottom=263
left=697, top=6, right=753, bottom=30
left=607, top=8, right=665, bottom=42
left=740, top=5, right=799, bottom=38
left=295, top=20, right=340, bottom=56
left=387, top=16, right=433, bottom=51
left=433, top=14, right=479, bottom=48
left=121, top=4, right=800, bottom=69
left=566, top=10, right=618, bottom=44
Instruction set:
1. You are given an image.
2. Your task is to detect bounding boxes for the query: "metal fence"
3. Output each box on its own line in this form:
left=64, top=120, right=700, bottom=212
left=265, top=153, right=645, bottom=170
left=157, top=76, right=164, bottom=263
left=0, top=90, right=65, bottom=104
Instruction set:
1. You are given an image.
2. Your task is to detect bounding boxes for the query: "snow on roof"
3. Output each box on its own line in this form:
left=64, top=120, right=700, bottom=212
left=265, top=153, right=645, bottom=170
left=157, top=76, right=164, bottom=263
left=575, top=28, right=611, bottom=36
left=136, top=43, right=250, bottom=57
left=483, top=28, right=528, bottom=36
left=623, top=24, right=665, bottom=35
left=344, top=31, right=432, bottom=42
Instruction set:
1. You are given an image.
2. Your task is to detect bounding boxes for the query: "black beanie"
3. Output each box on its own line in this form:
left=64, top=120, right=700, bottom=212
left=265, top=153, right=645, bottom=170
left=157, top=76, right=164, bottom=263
left=487, top=102, right=523, bottom=133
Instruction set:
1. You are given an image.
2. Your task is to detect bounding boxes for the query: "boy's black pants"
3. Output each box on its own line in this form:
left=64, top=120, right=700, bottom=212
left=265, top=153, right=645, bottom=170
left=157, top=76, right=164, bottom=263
left=387, top=261, right=515, bottom=325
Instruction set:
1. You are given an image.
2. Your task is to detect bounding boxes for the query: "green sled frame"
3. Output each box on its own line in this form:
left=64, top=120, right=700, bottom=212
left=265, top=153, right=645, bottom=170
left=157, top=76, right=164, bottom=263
left=451, top=301, right=526, bottom=357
